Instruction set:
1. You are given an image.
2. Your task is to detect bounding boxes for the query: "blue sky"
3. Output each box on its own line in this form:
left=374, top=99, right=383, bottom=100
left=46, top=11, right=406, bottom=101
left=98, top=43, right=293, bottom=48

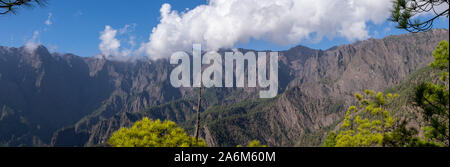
left=0, top=0, right=448, bottom=57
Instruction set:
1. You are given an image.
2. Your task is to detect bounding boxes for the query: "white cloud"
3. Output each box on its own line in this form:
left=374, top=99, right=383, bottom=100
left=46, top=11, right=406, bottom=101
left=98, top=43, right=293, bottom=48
left=139, top=0, right=393, bottom=60
left=45, top=13, right=52, bottom=26
left=99, top=25, right=121, bottom=57
left=98, top=25, right=138, bottom=59
left=25, top=30, right=41, bottom=52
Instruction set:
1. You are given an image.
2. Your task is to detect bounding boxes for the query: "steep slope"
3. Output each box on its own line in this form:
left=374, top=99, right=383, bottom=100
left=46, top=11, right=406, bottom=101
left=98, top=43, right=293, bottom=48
left=0, top=46, right=114, bottom=145
left=0, top=46, right=183, bottom=146
left=321, top=66, right=443, bottom=146
left=47, top=29, right=449, bottom=147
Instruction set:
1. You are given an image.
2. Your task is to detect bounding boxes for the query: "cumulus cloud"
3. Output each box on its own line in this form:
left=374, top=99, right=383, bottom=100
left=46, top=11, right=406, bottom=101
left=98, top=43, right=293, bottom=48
left=98, top=25, right=138, bottom=59
left=139, top=0, right=393, bottom=60
left=99, top=25, right=121, bottom=57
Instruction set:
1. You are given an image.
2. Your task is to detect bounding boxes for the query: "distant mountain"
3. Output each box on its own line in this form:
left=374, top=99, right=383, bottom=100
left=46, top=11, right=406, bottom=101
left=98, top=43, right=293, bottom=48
left=0, top=29, right=448, bottom=146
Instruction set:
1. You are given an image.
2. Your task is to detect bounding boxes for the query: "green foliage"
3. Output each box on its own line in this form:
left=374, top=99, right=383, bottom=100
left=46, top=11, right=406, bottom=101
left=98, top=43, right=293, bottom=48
left=430, top=40, right=450, bottom=81
left=333, top=90, right=398, bottom=147
left=327, top=41, right=449, bottom=147
left=383, top=120, right=438, bottom=147
left=414, top=40, right=449, bottom=146
left=390, top=0, right=449, bottom=32
left=322, top=132, right=337, bottom=147
left=247, top=140, right=267, bottom=147
left=108, top=117, right=206, bottom=147
left=237, top=140, right=267, bottom=147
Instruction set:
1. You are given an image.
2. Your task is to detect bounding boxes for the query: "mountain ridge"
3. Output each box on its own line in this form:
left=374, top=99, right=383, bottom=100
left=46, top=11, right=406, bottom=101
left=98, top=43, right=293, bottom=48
left=0, top=29, right=448, bottom=146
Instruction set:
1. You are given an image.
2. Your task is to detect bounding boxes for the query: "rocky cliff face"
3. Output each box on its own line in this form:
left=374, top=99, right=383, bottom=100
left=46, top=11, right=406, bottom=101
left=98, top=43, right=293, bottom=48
left=0, top=46, right=184, bottom=146
left=0, top=29, right=448, bottom=146
left=195, top=27, right=448, bottom=146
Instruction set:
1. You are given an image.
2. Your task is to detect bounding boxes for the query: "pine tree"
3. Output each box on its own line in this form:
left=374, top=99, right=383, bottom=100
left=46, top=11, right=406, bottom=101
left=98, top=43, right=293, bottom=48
left=325, top=41, right=449, bottom=147
left=322, top=132, right=337, bottom=147
left=414, top=40, right=449, bottom=146
left=108, top=117, right=206, bottom=147
left=390, top=0, right=449, bottom=32
left=333, top=90, right=397, bottom=147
